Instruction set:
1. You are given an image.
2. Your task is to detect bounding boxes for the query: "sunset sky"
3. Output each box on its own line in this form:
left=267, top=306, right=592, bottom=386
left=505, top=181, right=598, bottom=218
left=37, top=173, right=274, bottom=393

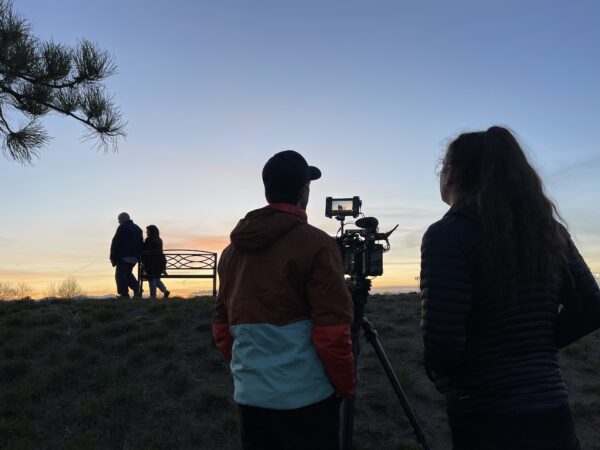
left=1, top=0, right=599, bottom=297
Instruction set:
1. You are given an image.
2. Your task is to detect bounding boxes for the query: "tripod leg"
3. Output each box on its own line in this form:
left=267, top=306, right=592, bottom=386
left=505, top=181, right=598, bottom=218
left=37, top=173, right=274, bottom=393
left=340, top=321, right=361, bottom=450
left=340, top=395, right=355, bottom=450
left=362, top=321, right=431, bottom=450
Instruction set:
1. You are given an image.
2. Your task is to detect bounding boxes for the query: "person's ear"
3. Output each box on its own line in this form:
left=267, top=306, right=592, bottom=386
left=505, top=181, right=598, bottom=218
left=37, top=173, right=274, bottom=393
left=444, top=165, right=454, bottom=186
left=298, top=183, right=308, bottom=200
left=296, top=183, right=310, bottom=209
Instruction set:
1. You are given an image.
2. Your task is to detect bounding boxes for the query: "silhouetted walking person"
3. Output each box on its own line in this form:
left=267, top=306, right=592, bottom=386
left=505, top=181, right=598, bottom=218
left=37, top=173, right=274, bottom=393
left=142, top=225, right=170, bottom=299
left=420, top=126, right=599, bottom=449
left=110, top=212, right=143, bottom=299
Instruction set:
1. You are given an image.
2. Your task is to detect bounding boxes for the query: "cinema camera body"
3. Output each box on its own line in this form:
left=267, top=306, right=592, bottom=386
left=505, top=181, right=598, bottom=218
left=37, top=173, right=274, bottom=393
left=325, top=196, right=398, bottom=277
left=325, top=197, right=429, bottom=450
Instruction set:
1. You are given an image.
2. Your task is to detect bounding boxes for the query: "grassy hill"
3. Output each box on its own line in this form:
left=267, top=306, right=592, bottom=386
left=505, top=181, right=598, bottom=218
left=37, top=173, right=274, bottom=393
left=0, top=294, right=598, bottom=449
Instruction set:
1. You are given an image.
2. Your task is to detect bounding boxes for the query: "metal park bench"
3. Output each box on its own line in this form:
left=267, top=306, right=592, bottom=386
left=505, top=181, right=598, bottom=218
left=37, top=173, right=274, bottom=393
left=138, top=249, right=218, bottom=297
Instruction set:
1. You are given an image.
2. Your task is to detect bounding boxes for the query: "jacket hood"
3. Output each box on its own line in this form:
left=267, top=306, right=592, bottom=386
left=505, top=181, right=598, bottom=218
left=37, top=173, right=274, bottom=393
left=230, top=207, right=306, bottom=253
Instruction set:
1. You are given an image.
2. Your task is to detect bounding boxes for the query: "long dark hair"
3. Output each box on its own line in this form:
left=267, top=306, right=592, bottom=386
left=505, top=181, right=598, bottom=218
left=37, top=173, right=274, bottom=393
left=146, top=225, right=160, bottom=239
left=444, top=126, right=569, bottom=295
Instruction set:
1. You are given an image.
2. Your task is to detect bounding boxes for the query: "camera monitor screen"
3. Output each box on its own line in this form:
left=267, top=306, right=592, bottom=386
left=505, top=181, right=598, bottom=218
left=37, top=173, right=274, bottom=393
left=332, top=199, right=354, bottom=213
left=325, top=196, right=361, bottom=218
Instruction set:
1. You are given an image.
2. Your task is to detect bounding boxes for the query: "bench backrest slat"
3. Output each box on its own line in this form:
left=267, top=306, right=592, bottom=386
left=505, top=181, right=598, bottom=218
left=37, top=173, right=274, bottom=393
left=138, top=249, right=218, bottom=297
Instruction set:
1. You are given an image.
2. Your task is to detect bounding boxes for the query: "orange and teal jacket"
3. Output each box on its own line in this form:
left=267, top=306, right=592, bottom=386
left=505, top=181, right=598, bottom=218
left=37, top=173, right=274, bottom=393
left=213, top=203, right=355, bottom=409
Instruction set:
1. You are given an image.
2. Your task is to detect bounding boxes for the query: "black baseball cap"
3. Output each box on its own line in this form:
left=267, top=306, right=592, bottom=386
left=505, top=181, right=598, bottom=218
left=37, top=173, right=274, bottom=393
left=262, top=150, right=321, bottom=191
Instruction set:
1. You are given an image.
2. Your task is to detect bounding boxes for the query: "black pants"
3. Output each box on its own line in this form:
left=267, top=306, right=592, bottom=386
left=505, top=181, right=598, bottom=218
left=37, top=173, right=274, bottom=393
left=238, top=394, right=341, bottom=450
left=115, top=262, right=139, bottom=297
left=448, top=405, right=580, bottom=450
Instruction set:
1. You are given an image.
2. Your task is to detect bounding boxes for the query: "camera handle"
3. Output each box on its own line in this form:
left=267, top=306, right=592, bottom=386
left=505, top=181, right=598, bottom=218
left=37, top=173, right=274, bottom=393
left=335, top=214, right=347, bottom=235
left=340, top=276, right=430, bottom=450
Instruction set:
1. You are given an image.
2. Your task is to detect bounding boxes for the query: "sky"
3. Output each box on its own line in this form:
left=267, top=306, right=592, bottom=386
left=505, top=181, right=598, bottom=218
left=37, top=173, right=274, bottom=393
left=1, top=0, right=599, bottom=297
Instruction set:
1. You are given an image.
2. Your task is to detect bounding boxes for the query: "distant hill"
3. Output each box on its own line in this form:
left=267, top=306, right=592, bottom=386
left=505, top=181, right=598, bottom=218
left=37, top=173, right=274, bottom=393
left=0, top=295, right=598, bottom=449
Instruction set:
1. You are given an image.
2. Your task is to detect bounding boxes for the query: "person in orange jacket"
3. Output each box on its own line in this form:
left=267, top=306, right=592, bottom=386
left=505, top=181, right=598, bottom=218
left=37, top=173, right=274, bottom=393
left=213, top=150, right=354, bottom=450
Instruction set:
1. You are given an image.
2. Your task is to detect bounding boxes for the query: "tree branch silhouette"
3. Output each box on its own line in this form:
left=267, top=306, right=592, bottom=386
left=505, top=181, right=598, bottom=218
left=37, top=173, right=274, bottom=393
left=0, top=0, right=126, bottom=164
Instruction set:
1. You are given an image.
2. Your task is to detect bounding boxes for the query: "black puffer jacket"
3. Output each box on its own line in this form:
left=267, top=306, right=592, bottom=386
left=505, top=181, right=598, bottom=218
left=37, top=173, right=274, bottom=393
left=420, top=201, right=600, bottom=414
left=141, top=236, right=167, bottom=278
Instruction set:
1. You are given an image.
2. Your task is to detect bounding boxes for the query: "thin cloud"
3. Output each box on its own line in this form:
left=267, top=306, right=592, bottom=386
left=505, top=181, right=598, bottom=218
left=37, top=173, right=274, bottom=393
left=383, top=261, right=420, bottom=266
left=547, top=155, right=600, bottom=182
left=168, top=234, right=231, bottom=253
left=365, top=206, right=440, bottom=220
left=399, top=229, right=429, bottom=248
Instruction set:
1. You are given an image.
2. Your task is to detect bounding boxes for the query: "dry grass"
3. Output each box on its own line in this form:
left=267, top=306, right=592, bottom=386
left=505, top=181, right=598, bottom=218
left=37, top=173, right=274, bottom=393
left=0, top=294, right=598, bottom=449
left=0, top=297, right=235, bottom=449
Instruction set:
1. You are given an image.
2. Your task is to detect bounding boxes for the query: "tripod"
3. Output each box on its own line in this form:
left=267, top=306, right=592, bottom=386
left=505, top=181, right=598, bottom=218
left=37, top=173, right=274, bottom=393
left=339, top=276, right=430, bottom=450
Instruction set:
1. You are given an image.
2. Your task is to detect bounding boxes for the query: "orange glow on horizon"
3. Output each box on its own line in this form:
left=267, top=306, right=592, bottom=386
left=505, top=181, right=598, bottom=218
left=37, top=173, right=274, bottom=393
left=3, top=232, right=596, bottom=299
left=168, top=235, right=232, bottom=254
left=1, top=267, right=422, bottom=299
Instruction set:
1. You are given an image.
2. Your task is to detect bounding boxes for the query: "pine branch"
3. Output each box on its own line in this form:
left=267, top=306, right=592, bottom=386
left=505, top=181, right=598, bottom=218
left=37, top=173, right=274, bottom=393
left=0, top=0, right=125, bottom=162
left=2, top=82, right=125, bottom=137
left=0, top=107, right=48, bottom=164
left=2, top=41, right=116, bottom=89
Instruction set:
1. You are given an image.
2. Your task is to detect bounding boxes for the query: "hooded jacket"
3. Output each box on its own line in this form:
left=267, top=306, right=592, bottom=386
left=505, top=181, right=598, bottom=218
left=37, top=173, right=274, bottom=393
left=420, top=201, right=600, bottom=414
left=213, top=203, right=355, bottom=409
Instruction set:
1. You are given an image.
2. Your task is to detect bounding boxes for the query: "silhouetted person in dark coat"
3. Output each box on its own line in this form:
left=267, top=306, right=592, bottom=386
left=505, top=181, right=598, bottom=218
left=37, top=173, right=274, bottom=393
left=110, top=212, right=143, bottom=299
left=141, top=225, right=170, bottom=298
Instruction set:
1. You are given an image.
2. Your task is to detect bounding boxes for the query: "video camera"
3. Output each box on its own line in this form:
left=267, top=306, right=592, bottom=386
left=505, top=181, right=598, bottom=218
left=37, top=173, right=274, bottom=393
left=326, top=196, right=398, bottom=277
left=325, top=197, right=429, bottom=450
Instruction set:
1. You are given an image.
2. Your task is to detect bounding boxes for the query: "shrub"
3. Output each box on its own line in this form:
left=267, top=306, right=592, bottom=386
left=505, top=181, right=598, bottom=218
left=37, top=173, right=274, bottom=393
left=46, top=277, right=86, bottom=300
left=0, top=282, right=16, bottom=300
left=0, top=282, right=36, bottom=300
left=14, top=282, right=36, bottom=300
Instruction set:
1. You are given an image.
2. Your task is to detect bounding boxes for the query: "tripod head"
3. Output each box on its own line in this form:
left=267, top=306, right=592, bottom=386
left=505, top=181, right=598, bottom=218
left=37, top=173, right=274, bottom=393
left=347, top=275, right=372, bottom=326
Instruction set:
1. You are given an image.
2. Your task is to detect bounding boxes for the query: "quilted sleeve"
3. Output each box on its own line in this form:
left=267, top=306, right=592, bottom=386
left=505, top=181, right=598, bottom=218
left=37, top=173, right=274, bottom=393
left=420, top=221, right=473, bottom=384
